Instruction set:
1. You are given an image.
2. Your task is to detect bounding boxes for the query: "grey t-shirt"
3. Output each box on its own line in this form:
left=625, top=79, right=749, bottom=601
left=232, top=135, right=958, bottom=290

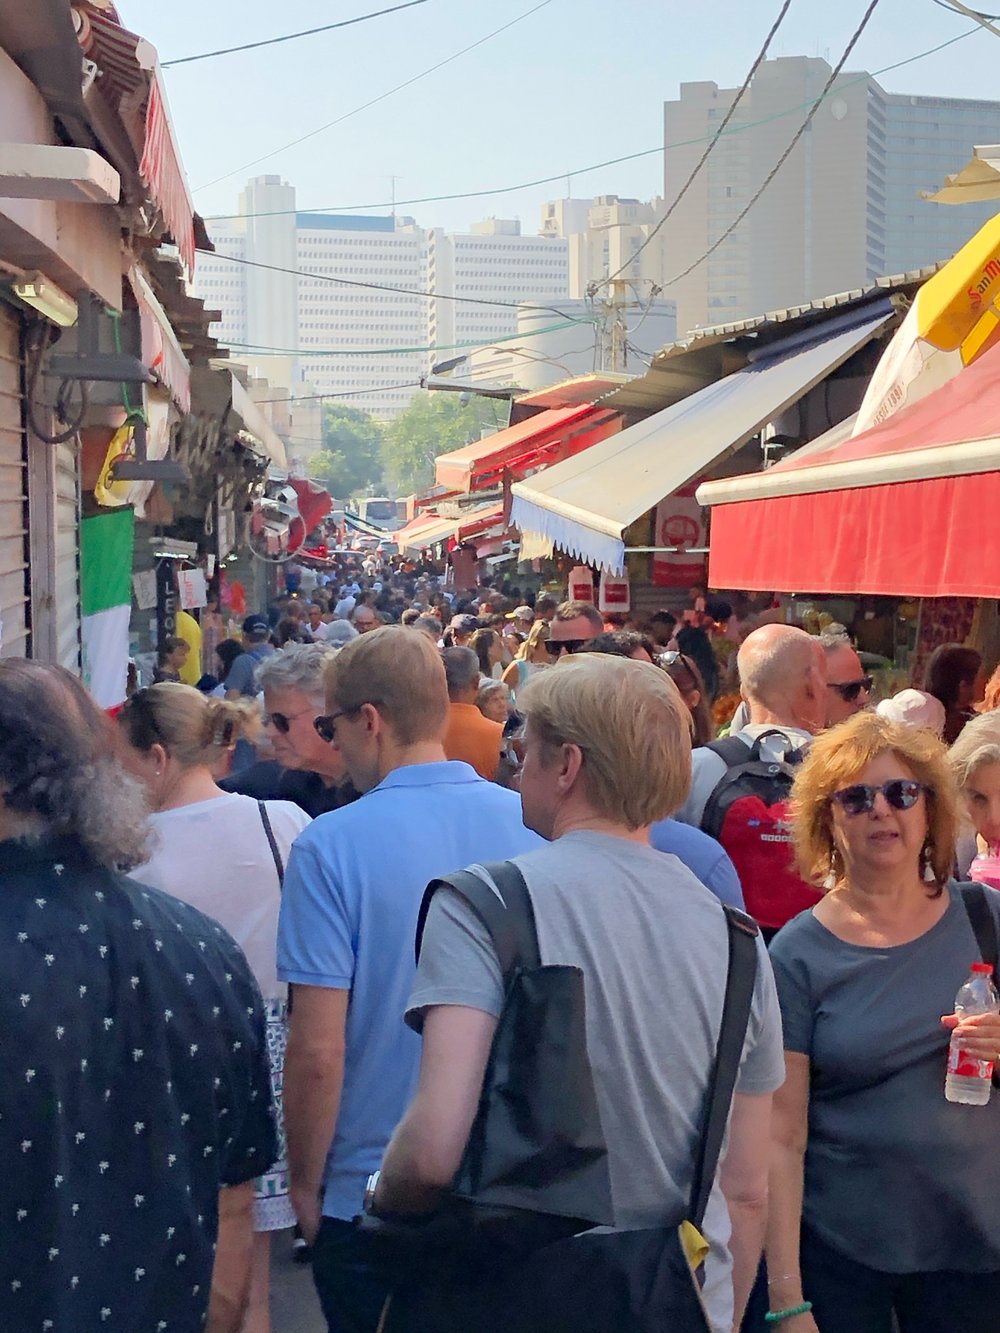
left=408, top=830, right=785, bottom=1333
left=770, top=883, right=1000, bottom=1274
left=225, top=644, right=275, bottom=698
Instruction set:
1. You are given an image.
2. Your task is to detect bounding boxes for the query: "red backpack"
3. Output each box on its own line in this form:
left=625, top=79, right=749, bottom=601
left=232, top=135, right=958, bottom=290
left=699, top=730, right=822, bottom=936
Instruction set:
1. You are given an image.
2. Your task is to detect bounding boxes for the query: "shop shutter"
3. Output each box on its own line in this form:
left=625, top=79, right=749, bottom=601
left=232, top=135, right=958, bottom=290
left=0, top=302, right=28, bottom=658
left=51, top=438, right=81, bottom=669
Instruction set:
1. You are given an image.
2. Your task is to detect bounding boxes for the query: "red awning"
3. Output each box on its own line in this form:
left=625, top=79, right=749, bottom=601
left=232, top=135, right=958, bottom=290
left=435, top=406, right=620, bottom=492
left=289, top=478, right=333, bottom=535
left=701, top=338, right=1000, bottom=597
left=84, top=12, right=197, bottom=277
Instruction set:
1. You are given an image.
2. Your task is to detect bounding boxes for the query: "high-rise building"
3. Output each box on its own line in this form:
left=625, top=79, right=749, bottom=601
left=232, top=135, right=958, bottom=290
left=660, top=56, right=1000, bottom=333
left=195, top=179, right=571, bottom=423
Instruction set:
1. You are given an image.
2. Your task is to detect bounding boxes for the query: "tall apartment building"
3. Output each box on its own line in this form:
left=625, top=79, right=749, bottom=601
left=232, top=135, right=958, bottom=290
left=660, top=56, right=1000, bottom=333
left=196, top=179, right=571, bottom=423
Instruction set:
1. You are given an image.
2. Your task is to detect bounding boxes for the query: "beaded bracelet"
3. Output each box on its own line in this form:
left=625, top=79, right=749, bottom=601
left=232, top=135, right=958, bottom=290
left=765, top=1302, right=813, bottom=1323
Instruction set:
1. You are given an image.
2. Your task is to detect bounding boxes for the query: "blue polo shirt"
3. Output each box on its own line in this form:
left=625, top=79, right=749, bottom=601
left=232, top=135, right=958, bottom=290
left=277, top=760, right=541, bottom=1220
left=648, top=818, right=745, bottom=910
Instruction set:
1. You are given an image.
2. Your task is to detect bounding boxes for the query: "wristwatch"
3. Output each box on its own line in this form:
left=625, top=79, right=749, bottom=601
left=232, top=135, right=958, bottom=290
left=363, top=1169, right=381, bottom=1215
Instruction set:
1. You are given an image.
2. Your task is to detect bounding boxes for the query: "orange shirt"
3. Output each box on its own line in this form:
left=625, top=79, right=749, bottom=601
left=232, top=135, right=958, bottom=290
left=443, top=703, right=504, bottom=781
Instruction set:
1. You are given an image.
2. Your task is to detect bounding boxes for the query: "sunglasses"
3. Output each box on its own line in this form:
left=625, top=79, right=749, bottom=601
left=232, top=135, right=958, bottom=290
left=544, top=639, right=589, bottom=657
left=313, top=701, right=381, bottom=743
left=264, top=708, right=316, bottom=735
left=828, top=675, right=874, bottom=703
left=830, top=779, right=929, bottom=816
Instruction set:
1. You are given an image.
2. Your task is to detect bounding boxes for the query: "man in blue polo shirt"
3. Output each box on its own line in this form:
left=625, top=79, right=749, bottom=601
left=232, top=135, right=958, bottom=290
left=278, top=626, right=540, bottom=1333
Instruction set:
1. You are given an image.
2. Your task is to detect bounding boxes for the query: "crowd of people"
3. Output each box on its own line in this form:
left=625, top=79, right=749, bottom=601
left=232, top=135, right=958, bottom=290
left=4, top=549, right=1000, bottom=1333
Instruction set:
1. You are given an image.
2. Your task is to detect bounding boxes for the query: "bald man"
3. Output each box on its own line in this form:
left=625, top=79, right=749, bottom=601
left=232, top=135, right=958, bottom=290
left=674, top=623, right=827, bottom=828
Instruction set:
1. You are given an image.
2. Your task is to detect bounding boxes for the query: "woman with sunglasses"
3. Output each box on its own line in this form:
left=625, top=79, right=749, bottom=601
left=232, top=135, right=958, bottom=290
left=662, top=650, right=716, bottom=746
left=117, top=684, right=311, bottom=1333
left=760, top=712, right=1000, bottom=1333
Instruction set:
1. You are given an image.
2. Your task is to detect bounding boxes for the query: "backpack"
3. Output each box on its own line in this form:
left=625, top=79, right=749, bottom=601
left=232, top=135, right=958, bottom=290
left=700, top=730, right=822, bottom=935
left=362, top=859, right=760, bottom=1333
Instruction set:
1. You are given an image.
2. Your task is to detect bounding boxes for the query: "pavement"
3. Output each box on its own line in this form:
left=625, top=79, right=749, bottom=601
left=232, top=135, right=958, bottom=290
left=271, top=1231, right=325, bottom=1331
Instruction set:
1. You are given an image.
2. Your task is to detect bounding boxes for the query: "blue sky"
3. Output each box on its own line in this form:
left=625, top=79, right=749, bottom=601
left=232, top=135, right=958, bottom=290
left=123, top=0, right=1000, bottom=233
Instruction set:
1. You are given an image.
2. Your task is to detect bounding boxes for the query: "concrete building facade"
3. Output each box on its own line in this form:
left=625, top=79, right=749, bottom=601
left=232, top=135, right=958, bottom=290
left=196, top=180, right=571, bottom=422
left=660, top=56, right=1000, bottom=334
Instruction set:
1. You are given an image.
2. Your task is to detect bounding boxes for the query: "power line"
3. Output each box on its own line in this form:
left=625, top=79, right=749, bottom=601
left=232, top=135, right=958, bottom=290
left=194, top=0, right=556, bottom=191
left=197, top=247, right=592, bottom=323
left=665, top=0, right=886, bottom=288
left=932, top=0, right=1000, bottom=20
left=252, top=383, right=422, bottom=404
left=200, top=27, right=980, bottom=221
left=161, top=2, right=429, bottom=69
left=220, top=316, right=587, bottom=358
left=600, top=0, right=794, bottom=289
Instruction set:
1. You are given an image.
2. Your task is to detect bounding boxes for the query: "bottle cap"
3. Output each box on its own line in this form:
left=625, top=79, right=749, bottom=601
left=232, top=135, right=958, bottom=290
left=971, top=962, right=994, bottom=974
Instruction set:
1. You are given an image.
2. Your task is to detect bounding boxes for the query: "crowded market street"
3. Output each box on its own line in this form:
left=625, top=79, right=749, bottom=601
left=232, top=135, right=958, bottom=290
left=8, top=3, right=1000, bottom=1332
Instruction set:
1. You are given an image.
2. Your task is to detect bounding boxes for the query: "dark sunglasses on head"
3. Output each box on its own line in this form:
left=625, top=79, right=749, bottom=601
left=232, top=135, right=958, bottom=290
left=544, top=638, right=589, bottom=657
left=313, top=701, right=380, bottom=743
left=828, top=675, right=874, bottom=703
left=831, top=779, right=929, bottom=816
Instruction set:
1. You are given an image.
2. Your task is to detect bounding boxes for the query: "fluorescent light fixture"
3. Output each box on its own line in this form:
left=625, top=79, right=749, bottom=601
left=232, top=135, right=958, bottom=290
left=148, top=536, right=198, bottom=559
left=12, top=273, right=78, bottom=327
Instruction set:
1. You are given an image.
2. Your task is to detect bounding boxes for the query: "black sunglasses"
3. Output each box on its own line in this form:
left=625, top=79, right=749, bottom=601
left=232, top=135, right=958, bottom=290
left=828, top=675, right=874, bottom=703
left=544, top=638, right=589, bottom=657
left=831, top=779, right=929, bottom=816
left=264, top=708, right=316, bottom=735
left=313, top=701, right=381, bottom=744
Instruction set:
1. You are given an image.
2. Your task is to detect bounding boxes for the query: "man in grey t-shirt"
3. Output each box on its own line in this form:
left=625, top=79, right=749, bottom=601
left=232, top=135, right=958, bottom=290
left=371, top=654, right=785, bottom=1333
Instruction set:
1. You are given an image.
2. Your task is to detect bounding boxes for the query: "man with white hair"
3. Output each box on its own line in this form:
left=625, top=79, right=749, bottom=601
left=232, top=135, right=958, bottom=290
left=820, top=627, right=873, bottom=727
left=221, top=643, right=357, bottom=818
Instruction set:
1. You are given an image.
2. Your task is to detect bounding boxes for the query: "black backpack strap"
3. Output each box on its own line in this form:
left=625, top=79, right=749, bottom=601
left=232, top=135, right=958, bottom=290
left=959, top=882, right=1000, bottom=981
left=688, top=905, right=760, bottom=1230
left=416, top=860, right=540, bottom=984
left=257, top=801, right=284, bottom=888
left=703, top=734, right=753, bottom=767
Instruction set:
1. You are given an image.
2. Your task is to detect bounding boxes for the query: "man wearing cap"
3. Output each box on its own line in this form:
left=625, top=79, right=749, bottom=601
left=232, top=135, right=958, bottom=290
left=225, top=615, right=277, bottom=700
left=506, top=604, right=535, bottom=637
left=449, top=613, right=480, bottom=647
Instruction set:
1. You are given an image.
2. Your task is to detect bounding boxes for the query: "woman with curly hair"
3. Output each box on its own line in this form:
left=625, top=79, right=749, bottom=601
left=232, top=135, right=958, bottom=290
left=761, top=711, right=1000, bottom=1332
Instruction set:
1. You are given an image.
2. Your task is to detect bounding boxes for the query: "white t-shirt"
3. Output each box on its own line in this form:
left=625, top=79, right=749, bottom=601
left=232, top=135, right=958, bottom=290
left=138, top=792, right=311, bottom=1000
left=334, top=596, right=357, bottom=619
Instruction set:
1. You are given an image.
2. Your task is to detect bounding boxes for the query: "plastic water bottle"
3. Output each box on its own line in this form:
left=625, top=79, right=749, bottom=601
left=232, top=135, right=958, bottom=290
left=945, top=963, right=999, bottom=1106
left=968, top=849, right=1000, bottom=893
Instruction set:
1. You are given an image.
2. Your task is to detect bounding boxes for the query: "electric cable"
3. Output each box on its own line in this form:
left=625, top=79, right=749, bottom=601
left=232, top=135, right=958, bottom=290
left=219, top=315, right=588, bottom=358
left=161, top=2, right=429, bottom=68
left=200, top=27, right=980, bottom=221
left=665, top=0, right=885, bottom=288
left=196, top=248, right=593, bottom=323
left=252, top=382, right=423, bottom=404
left=600, top=0, right=794, bottom=289
left=932, top=0, right=1000, bottom=22
left=25, top=322, right=89, bottom=445
left=194, top=0, right=556, bottom=191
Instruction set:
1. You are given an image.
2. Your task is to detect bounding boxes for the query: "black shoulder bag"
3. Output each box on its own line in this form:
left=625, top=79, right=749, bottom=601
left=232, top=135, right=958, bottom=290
left=363, top=860, right=761, bottom=1333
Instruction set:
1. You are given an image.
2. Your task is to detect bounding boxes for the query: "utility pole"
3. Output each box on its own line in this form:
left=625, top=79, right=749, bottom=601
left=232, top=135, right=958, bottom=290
left=589, top=277, right=645, bottom=374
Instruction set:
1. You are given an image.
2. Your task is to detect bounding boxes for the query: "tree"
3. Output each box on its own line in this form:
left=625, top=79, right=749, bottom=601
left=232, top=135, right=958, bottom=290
left=307, top=405, right=384, bottom=498
left=381, top=393, right=494, bottom=494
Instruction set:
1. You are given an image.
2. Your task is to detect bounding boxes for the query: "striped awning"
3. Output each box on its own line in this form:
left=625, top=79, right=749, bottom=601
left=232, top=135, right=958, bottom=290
left=83, top=11, right=196, bottom=277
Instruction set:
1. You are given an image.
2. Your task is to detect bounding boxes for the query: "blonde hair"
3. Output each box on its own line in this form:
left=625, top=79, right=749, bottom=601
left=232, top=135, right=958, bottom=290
left=118, top=683, right=259, bottom=769
left=519, top=654, right=691, bottom=828
left=516, top=618, right=549, bottom=660
left=949, top=709, right=1000, bottom=789
left=792, top=711, right=959, bottom=894
left=328, top=625, right=448, bottom=746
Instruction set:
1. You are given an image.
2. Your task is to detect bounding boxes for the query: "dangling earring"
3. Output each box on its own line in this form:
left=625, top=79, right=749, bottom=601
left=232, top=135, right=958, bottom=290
left=922, top=840, right=936, bottom=884
left=825, top=847, right=841, bottom=890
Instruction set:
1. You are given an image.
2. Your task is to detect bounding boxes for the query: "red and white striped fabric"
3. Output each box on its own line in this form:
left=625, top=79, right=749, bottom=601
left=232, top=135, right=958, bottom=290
left=83, top=11, right=197, bottom=278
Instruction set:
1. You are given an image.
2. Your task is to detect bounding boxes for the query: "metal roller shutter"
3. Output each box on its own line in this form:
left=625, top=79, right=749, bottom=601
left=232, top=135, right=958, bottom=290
left=27, top=428, right=81, bottom=670
left=0, top=303, right=28, bottom=658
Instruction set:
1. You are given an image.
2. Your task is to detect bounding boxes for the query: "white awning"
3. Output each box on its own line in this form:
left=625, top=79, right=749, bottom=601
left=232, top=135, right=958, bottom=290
left=229, top=375, right=287, bottom=470
left=509, top=311, right=893, bottom=572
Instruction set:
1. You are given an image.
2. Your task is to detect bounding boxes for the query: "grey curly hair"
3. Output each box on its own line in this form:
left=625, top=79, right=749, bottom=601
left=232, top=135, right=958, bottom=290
left=255, top=641, right=340, bottom=701
left=0, top=660, right=150, bottom=871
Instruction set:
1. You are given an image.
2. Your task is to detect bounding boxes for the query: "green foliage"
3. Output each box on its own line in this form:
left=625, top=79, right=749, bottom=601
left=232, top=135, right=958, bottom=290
left=381, top=394, right=498, bottom=494
left=307, top=405, right=384, bottom=498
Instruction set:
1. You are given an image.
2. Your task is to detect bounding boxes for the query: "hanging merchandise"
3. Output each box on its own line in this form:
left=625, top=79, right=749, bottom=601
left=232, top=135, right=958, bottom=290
left=568, top=565, right=595, bottom=603
left=93, top=422, right=136, bottom=508
left=81, top=508, right=135, bottom=707
left=598, top=568, right=630, bottom=614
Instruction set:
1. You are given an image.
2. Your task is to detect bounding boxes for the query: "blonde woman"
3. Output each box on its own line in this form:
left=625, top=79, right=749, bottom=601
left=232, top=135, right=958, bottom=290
left=501, top=617, right=550, bottom=698
left=117, top=684, right=311, bottom=1333
left=763, top=712, right=1000, bottom=1333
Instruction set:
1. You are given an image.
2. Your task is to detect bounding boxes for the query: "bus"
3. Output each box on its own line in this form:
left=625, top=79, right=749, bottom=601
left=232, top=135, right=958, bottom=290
left=351, top=496, right=405, bottom=530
